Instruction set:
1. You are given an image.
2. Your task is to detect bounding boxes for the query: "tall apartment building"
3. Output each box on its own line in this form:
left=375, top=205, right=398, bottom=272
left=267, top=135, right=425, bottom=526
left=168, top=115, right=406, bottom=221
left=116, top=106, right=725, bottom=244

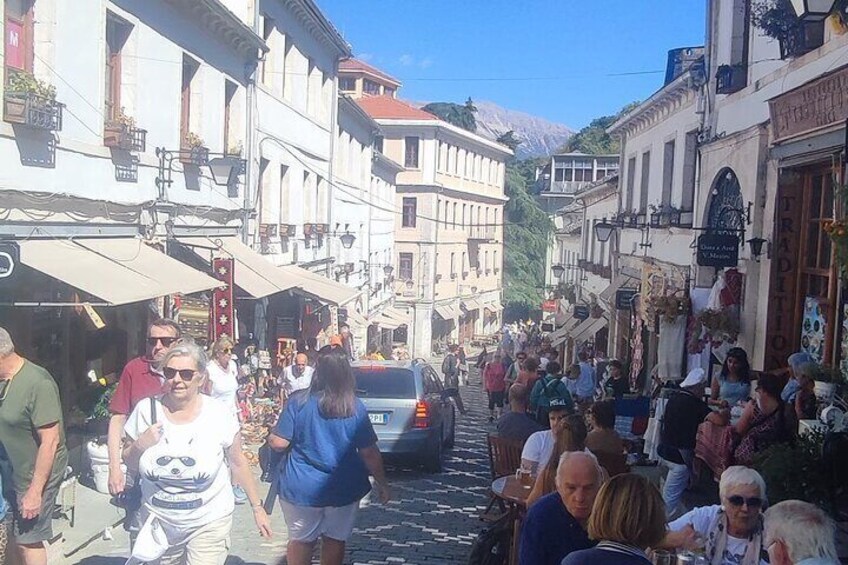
left=357, top=95, right=511, bottom=357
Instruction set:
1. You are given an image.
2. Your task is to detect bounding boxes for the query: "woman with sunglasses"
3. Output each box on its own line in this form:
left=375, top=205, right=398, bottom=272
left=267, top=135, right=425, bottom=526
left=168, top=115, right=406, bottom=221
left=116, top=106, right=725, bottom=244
left=122, top=339, right=271, bottom=564
left=206, top=336, right=239, bottom=418
left=664, top=466, right=768, bottom=565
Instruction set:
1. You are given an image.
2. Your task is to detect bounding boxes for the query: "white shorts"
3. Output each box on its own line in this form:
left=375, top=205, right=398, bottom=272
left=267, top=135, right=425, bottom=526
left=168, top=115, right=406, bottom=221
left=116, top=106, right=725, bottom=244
left=279, top=499, right=360, bottom=543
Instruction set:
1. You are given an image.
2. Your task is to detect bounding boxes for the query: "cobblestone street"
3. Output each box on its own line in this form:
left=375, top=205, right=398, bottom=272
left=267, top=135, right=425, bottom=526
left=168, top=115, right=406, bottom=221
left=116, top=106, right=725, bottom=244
left=70, top=369, right=493, bottom=565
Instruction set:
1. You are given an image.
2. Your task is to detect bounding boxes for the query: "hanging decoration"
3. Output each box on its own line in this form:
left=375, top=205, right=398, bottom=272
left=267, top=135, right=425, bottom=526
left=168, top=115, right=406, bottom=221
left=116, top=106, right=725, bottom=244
left=647, top=295, right=691, bottom=323
left=211, top=257, right=234, bottom=341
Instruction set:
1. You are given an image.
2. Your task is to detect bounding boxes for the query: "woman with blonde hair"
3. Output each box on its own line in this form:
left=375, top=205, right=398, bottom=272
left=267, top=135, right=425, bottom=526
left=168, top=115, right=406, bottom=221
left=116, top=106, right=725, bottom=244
left=562, top=473, right=666, bottom=564
left=123, top=339, right=271, bottom=564
left=206, top=336, right=239, bottom=417
left=527, top=413, right=588, bottom=506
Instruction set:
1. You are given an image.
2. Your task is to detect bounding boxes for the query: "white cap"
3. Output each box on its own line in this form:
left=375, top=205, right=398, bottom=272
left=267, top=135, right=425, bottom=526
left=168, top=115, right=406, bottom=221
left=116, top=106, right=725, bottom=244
left=680, top=367, right=706, bottom=388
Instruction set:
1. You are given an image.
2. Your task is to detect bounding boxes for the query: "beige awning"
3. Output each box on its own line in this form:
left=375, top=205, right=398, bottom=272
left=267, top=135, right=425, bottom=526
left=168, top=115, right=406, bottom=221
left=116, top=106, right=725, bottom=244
left=345, top=308, right=370, bottom=329
left=599, top=273, right=639, bottom=303
left=376, top=306, right=411, bottom=329
left=177, top=236, right=300, bottom=298
left=570, top=316, right=609, bottom=344
left=548, top=316, right=581, bottom=347
left=462, top=298, right=483, bottom=312
left=279, top=265, right=360, bottom=307
left=484, top=299, right=503, bottom=313
left=434, top=303, right=458, bottom=320
left=19, top=238, right=221, bottom=306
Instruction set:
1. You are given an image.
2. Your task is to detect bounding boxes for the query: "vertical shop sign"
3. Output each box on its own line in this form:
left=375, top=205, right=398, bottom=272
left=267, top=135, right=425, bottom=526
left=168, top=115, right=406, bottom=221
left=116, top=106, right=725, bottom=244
left=212, top=257, right=234, bottom=341
left=6, top=20, right=25, bottom=70
left=764, top=182, right=802, bottom=370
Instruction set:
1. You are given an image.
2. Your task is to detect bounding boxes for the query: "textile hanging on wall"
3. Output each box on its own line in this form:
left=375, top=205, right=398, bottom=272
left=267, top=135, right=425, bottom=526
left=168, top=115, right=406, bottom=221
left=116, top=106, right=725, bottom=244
left=640, top=260, right=689, bottom=324
left=801, top=296, right=826, bottom=364
left=629, top=295, right=644, bottom=390
left=721, top=268, right=744, bottom=307
left=211, top=257, right=235, bottom=341
left=658, top=316, right=687, bottom=382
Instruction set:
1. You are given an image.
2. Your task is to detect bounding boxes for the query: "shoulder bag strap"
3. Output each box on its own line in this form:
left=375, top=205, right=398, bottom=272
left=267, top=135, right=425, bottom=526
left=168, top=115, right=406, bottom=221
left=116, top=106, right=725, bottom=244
left=150, top=396, right=158, bottom=425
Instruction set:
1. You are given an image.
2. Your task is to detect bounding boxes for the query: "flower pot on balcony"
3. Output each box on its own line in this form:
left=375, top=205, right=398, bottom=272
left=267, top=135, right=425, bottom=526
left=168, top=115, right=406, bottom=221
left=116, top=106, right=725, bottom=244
left=180, top=145, right=209, bottom=166
left=3, top=91, right=63, bottom=131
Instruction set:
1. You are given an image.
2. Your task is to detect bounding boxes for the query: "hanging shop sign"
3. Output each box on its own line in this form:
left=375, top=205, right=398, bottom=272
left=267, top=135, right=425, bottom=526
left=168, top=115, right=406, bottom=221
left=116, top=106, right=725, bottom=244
left=211, top=257, right=234, bottom=341
left=574, top=305, right=590, bottom=321
left=542, top=300, right=558, bottom=313
left=615, top=289, right=638, bottom=310
left=696, top=234, right=739, bottom=268
left=769, top=64, right=848, bottom=142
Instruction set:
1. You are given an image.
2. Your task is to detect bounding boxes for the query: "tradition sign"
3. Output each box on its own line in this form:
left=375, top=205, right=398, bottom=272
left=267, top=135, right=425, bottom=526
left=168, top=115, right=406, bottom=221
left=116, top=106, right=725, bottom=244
left=615, top=289, right=638, bottom=310
left=696, top=234, right=739, bottom=268
left=769, top=64, right=848, bottom=142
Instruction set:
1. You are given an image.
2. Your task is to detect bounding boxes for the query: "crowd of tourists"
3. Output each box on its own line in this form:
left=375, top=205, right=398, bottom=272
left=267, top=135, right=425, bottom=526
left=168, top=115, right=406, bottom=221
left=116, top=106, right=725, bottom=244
left=0, top=321, right=390, bottom=565
left=472, top=330, right=842, bottom=565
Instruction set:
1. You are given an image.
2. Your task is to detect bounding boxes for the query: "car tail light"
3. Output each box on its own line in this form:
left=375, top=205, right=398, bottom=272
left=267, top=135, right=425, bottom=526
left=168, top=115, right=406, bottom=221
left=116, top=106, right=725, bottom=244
left=413, top=400, right=430, bottom=428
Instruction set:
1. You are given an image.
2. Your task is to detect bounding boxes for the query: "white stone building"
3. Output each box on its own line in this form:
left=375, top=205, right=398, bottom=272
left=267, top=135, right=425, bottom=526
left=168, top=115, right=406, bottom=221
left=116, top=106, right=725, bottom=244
left=357, top=95, right=511, bottom=357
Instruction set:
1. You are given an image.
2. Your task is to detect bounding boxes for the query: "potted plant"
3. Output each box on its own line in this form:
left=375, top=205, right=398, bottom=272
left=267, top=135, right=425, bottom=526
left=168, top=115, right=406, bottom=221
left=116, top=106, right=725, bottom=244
left=181, top=131, right=208, bottom=165
left=227, top=140, right=244, bottom=157
left=104, top=107, right=146, bottom=151
left=697, top=308, right=741, bottom=344
left=752, top=0, right=820, bottom=59
left=4, top=70, right=61, bottom=130
left=648, top=295, right=691, bottom=323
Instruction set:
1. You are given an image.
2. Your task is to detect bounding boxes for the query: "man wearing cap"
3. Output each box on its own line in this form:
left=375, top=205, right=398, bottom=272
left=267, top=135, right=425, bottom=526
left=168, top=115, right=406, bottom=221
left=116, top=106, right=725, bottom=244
left=657, top=367, right=713, bottom=519
left=521, top=397, right=575, bottom=475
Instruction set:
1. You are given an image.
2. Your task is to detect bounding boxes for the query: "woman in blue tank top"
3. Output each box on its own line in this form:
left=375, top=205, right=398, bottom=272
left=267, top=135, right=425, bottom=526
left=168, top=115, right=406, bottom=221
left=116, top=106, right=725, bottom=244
left=709, top=347, right=751, bottom=407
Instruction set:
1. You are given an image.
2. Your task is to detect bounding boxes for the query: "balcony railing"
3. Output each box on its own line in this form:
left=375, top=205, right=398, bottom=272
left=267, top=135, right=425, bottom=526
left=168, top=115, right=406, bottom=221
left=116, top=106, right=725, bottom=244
left=3, top=91, right=63, bottom=131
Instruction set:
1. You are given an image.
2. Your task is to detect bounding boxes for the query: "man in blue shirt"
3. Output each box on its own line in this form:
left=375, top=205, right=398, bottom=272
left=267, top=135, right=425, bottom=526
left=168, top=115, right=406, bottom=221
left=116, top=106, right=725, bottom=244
left=575, top=351, right=596, bottom=403
left=519, top=451, right=603, bottom=565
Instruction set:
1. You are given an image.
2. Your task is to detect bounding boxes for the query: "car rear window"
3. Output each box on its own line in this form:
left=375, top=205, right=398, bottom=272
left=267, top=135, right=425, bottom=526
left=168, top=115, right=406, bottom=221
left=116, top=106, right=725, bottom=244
left=353, top=368, right=417, bottom=399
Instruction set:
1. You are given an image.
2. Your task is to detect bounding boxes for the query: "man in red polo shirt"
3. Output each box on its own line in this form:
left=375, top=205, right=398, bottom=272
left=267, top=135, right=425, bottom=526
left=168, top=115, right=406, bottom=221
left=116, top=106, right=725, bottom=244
left=106, top=319, right=181, bottom=536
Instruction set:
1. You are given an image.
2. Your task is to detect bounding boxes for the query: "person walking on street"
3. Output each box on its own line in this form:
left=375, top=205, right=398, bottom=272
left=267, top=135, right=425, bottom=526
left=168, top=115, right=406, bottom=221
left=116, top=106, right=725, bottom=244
left=268, top=349, right=390, bottom=565
left=278, top=352, right=315, bottom=400
left=442, top=344, right=466, bottom=415
left=123, top=340, right=271, bottom=564
left=107, top=318, right=181, bottom=543
left=0, top=327, right=69, bottom=565
left=483, top=352, right=507, bottom=422
left=457, top=346, right=469, bottom=386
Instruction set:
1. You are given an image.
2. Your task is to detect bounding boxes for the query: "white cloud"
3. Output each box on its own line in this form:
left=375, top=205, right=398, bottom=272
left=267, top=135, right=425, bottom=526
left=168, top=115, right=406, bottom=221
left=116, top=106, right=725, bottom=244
left=418, top=57, right=433, bottom=69
left=399, top=54, right=415, bottom=66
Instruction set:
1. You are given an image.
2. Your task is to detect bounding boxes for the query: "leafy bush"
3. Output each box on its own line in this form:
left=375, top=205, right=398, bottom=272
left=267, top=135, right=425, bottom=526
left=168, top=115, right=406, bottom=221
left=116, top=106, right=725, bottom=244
left=6, top=71, right=56, bottom=100
left=753, top=430, right=840, bottom=515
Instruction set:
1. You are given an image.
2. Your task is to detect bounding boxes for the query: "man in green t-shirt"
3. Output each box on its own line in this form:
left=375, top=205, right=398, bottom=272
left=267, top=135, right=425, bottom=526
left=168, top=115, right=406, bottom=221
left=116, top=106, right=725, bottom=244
left=0, top=327, right=68, bottom=565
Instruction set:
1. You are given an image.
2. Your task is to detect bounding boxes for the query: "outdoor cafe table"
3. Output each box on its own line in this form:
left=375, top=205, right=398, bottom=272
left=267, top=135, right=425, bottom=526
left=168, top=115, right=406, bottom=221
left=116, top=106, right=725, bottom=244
left=491, top=475, right=532, bottom=565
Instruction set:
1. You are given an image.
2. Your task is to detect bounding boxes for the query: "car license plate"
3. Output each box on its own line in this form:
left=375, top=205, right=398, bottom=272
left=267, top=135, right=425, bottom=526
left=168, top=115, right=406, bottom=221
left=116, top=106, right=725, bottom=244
left=368, top=412, right=388, bottom=425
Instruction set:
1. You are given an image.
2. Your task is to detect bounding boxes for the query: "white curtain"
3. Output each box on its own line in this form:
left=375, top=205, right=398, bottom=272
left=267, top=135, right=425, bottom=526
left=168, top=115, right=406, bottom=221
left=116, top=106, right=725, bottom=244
left=658, top=316, right=687, bottom=381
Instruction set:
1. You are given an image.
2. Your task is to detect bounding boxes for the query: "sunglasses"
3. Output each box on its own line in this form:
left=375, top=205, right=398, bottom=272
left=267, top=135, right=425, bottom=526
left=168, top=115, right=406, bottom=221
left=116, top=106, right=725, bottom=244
left=162, top=367, right=198, bottom=381
left=221, top=348, right=232, bottom=354
left=727, top=495, right=763, bottom=508
left=147, top=336, right=179, bottom=347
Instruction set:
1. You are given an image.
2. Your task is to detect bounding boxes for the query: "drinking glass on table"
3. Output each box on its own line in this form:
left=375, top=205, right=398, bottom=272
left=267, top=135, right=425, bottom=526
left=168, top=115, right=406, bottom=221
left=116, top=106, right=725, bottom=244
left=650, top=550, right=674, bottom=565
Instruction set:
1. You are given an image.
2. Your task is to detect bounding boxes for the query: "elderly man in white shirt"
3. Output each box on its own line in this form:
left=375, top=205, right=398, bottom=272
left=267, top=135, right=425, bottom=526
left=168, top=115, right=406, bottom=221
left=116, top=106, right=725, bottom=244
left=279, top=353, right=314, bottom=398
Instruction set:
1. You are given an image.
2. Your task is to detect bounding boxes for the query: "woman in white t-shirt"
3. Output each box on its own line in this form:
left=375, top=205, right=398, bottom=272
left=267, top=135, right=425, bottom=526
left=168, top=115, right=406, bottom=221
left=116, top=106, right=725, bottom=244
left=206, top=336, right=239, bottom=418
left=664, top=466, right=768, bottom=565
left=123, top=340, right=271, bottom=564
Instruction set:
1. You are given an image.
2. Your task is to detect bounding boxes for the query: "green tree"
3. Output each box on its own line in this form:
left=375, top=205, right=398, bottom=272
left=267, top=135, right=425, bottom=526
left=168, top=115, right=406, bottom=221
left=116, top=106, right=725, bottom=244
left=496, top=130, right=521, bottom=152
left=421, top=98, right=477, bottom=132
left=503, top=157, right=553, bottom=319
left=560, top=101, right=641, bottom=154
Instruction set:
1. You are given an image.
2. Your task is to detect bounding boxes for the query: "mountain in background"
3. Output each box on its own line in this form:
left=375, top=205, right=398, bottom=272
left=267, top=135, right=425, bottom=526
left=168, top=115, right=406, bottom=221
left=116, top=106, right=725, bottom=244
left=412, top=100, right=573, bottom=160
left=473, top=101, right=573, bottom=160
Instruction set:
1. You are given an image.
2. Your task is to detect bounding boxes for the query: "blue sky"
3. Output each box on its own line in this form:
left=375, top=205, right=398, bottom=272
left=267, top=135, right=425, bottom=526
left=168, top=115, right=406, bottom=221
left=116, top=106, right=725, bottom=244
left=318, top=0, right=707, bottom=129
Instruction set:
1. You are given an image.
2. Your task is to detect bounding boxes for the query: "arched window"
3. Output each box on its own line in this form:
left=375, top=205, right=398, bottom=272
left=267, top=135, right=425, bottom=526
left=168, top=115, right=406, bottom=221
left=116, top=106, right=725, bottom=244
left=706, top=168, right=743, bottom=234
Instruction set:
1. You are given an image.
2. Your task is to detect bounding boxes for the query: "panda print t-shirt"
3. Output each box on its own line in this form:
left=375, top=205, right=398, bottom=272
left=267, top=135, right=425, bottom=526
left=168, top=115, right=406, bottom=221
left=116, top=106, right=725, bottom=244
left=125, top=395, right=240, bottom=529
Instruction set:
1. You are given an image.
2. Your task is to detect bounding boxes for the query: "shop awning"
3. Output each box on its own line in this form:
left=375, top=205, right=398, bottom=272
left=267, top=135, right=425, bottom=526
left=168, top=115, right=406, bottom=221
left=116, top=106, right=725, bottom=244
left=549, top=316, right=581, bottom=347
left=434, top=303, right=458, bottom=320
left=345, top=308, right=370, bottom=329
left=380, top=306, right=411, bottom=329
left=570, top=315, right=609, bottom=344
left=279, top=266, right=360, bottom=307
left=462, top=298, right=483, bottom=313
left=484, top=299, right=503, bottom=314
left=19, top=238, right=221, bottom=306
left=177, top=236, right=300, bottom=298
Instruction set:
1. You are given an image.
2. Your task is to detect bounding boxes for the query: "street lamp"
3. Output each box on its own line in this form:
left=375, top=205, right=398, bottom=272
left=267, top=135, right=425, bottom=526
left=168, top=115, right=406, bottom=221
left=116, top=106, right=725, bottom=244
left=594, top=219, right=616, bottom=243
left=207, top=156, right=241, bottom=187
left=383, top=264, right=394, bottom=277
left=747, top=237, right=768, bottom=260
left=551, top=264, right=565, bottom=278
left=339, top=232, right=356, bottom=249
left=790, top=0, right=836, bottom=20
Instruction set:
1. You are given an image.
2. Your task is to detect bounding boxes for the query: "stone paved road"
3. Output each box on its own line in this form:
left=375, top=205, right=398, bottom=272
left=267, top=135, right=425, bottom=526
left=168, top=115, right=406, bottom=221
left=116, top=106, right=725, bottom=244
left=70, top=367, right=494, bottom=565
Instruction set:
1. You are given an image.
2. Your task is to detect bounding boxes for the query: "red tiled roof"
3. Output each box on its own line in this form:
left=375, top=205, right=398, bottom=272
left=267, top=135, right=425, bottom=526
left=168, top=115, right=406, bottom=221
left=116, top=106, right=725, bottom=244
left=339, top=58, right=401, bottom=87
left=356, top=96, right=439, bottom=121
